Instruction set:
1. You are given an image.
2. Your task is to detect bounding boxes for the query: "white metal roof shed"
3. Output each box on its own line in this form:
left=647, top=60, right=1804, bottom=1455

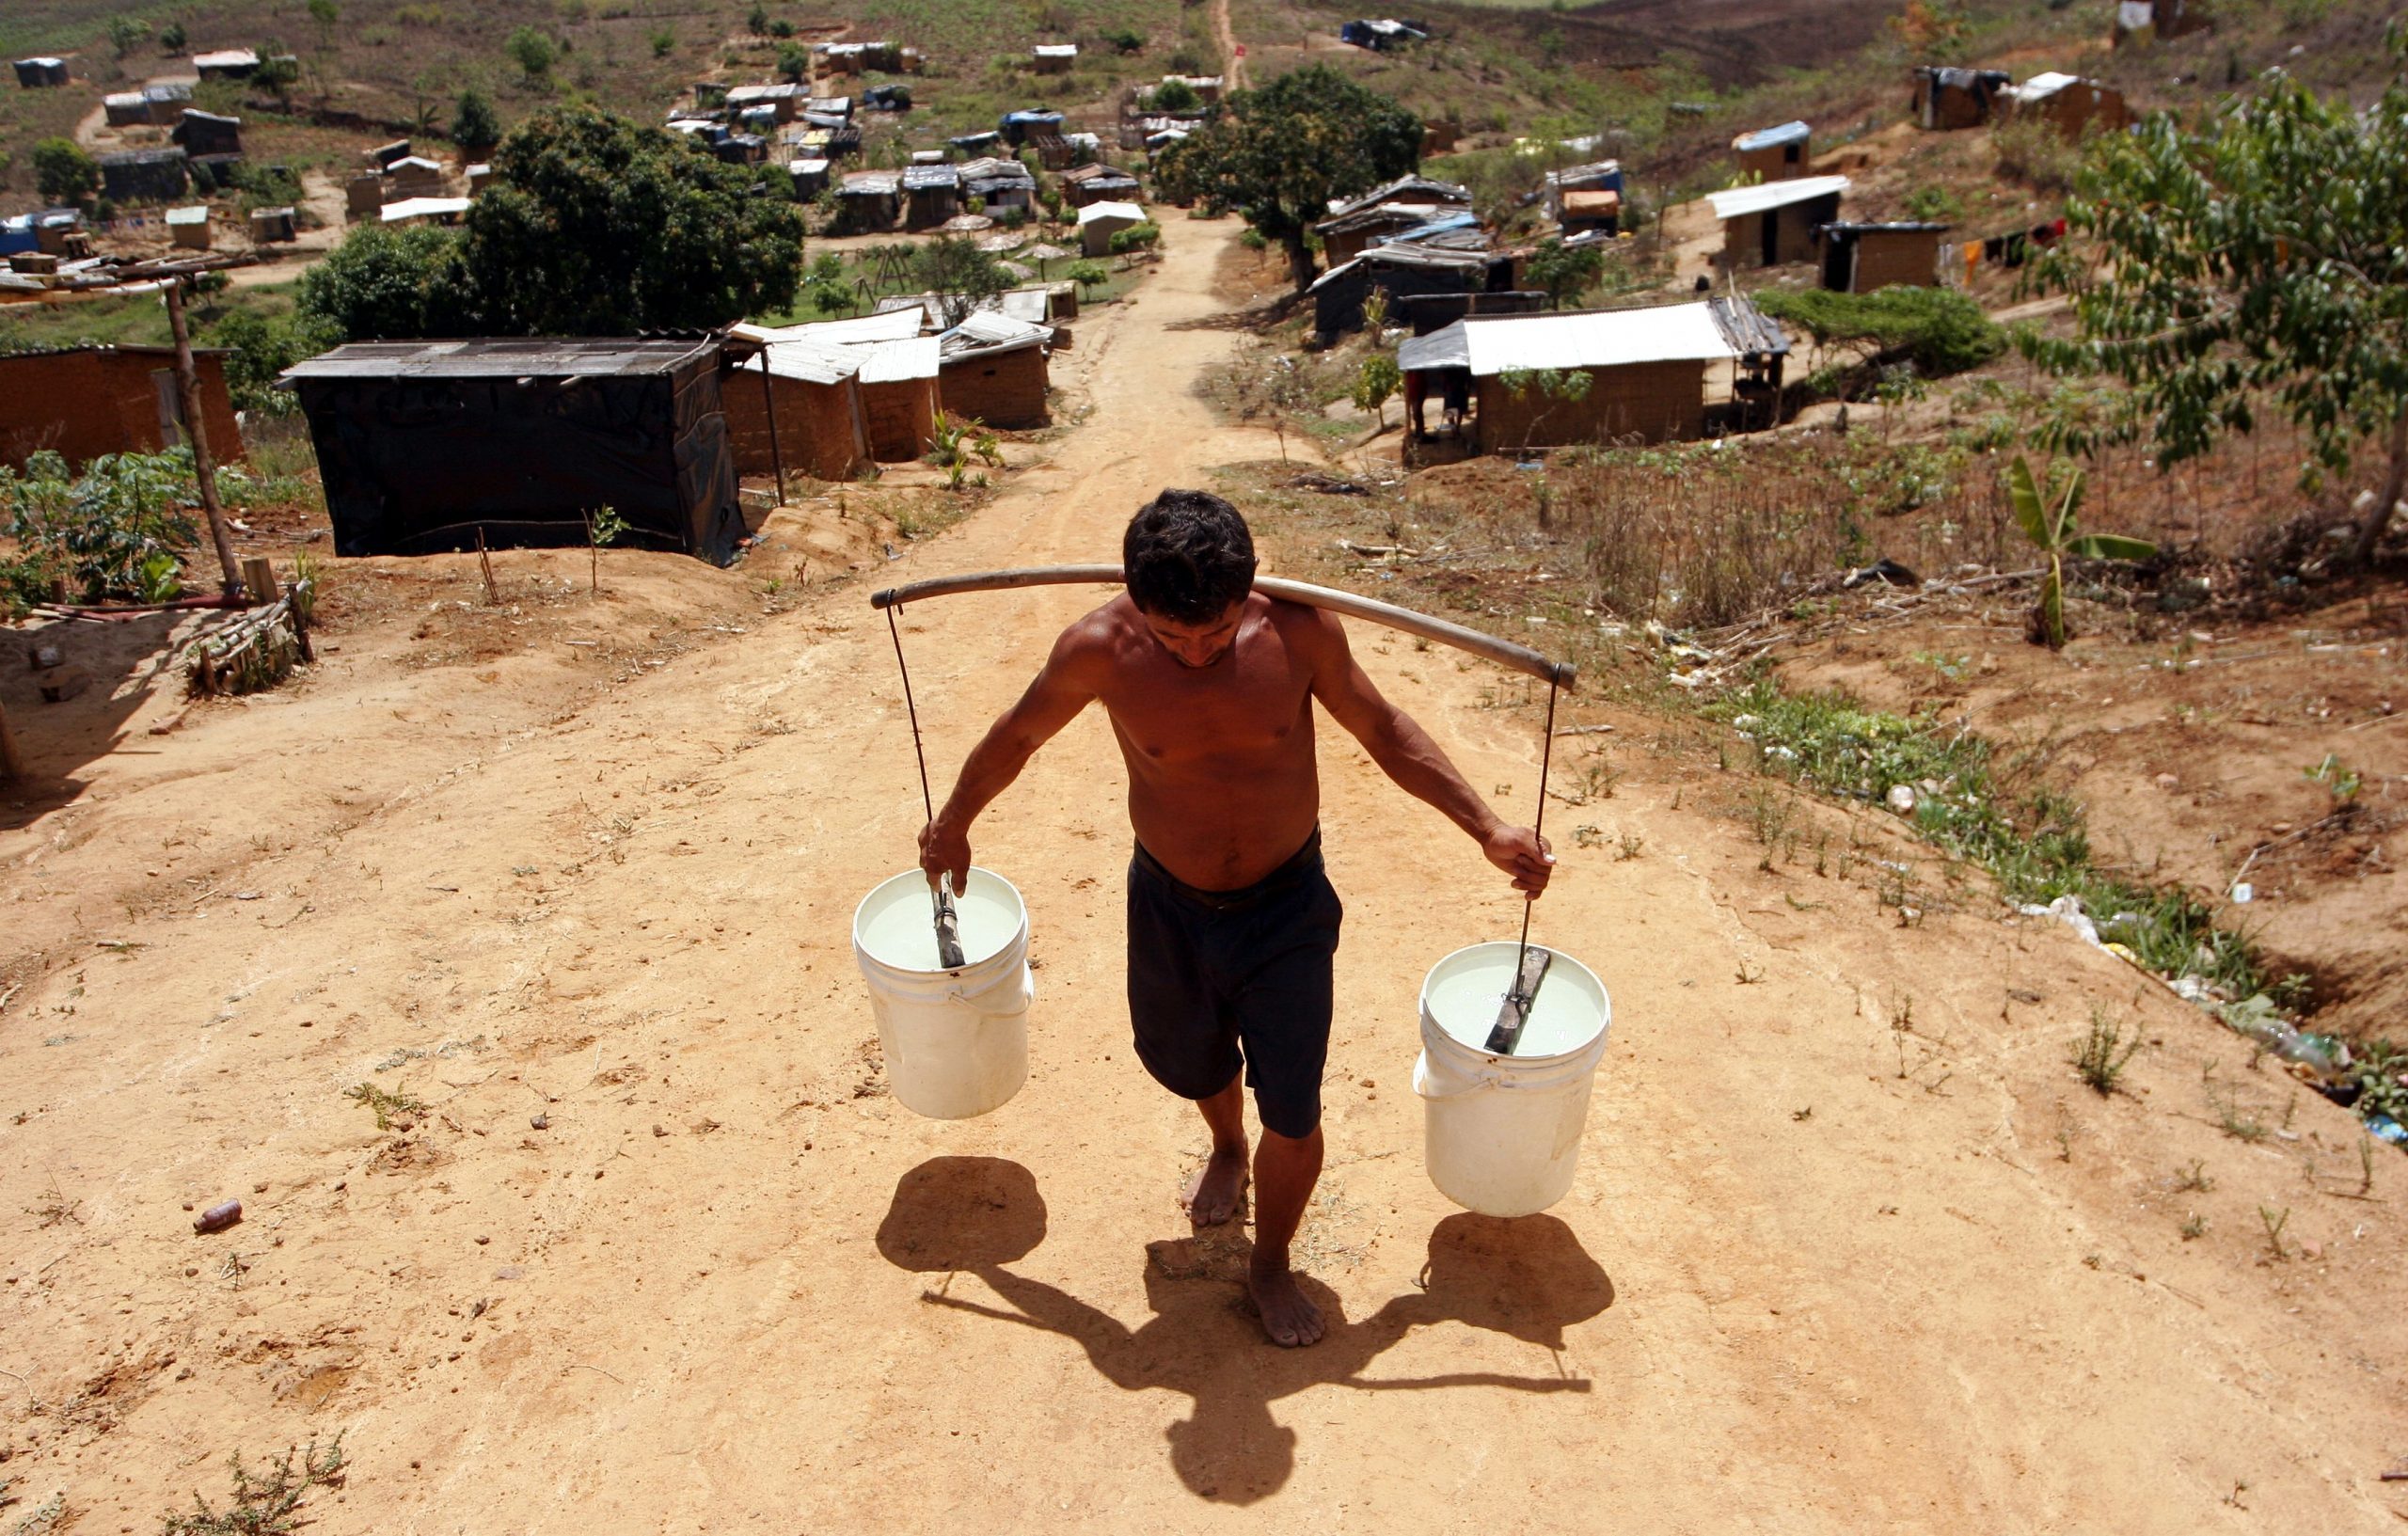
left=1733, top=119, right=1810, bottom=151
left=379, top=197, right=471, bottom=223
left=737, top=310, right=928, bottom=347
left=1703, top=174, right=1848, bottom=222
left=1403, top=303, right=1748, bottom=378
left=1077, top=200, right=1146, bottom=226
left=2004, top=71, right=2082, bottom=103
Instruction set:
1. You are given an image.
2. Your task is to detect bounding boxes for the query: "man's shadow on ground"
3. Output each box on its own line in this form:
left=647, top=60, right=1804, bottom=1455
left=877, top=1156, right=1615, bottom=1505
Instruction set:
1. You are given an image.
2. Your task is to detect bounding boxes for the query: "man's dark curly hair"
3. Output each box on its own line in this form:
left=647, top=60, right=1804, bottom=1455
left=1122, top=489, right=1257, bottom=624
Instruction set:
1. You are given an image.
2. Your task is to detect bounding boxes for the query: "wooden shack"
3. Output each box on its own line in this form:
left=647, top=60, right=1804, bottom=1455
left=721, top=340, right=872, bottom=483
left=166, top=205, right=213, bottom=251
left=99, top=148, right=189, bottom=204
left=12, top=57, right=69, bottom=88
left=1816, top=221, right=1947, bottom=293
left=1703, top=174, right=1847, bottom=268
left=834, top=170, right=900, bottom=233
left=0, top=344, right=242, bottom=471
left=1911, top=67, right=2011, bottom=130
left=279, top=339, right=744, bottom=562
left=1731, top=120, right=1811, bottom=182
left=1032, top=43, right=1077, bottom=74
left=1999, top=72, right=2131, bottom=139
left=1396, top=297, right=1788, bottom=452
left=1311, top=244, right=1516, bottom=345
left=900, top=165, right=960, bottom=230
left=249, top=206, right=298, bottom=244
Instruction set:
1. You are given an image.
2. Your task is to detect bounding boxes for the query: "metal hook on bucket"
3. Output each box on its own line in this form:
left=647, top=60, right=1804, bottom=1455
left=1484, top=676, right=1560, bottom=1056
left=885, top=603, right=966, bottom=970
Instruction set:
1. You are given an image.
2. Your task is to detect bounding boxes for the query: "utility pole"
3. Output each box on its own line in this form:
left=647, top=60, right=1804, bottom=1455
left=162, top=276, right=245, bottom=602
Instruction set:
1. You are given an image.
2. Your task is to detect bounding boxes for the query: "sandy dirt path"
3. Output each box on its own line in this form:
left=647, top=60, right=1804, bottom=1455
left=4, top=218, right=2407, bottom=1533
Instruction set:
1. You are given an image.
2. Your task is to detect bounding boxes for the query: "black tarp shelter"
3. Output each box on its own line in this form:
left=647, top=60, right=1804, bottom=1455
left=278, top=338, right=745, bottom=562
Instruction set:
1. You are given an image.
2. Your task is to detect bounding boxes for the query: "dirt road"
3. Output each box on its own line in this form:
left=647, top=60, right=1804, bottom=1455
left=4, top=217, right=2407, bottom=1532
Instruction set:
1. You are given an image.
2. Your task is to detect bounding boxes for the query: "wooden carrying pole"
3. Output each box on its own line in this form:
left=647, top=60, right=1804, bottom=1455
left=870, top=564, right=1576, bottom=688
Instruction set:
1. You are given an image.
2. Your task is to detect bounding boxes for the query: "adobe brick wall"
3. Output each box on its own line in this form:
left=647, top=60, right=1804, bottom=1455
left=1852, top=230, right=1942, bottom=292
left=0, top=349, right=245, bottom=470
left=721, top=370, right=870, bottom=483
left=860, top=376, right=938, bottom=462
left=938, top=346, right=1049, bottom=431
left=1474, top=359, right=1704, bottom=451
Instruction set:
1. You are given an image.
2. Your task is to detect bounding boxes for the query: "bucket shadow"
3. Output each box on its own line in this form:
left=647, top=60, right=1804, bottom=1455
left=879, top=1160, right=1613, bottom=1506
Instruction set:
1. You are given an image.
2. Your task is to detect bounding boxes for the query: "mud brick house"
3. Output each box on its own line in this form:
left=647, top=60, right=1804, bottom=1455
left=278, top=339, right=743, bottom=562
left=721, top=336, right=872, bottom=483
left=1397, top=297, right=1788, bottom=451
left=936, top=312, right=1052, bottom=430
left=1732, top=120, right=1811, bottom=182
left=1705, top=174, right=1848, bottom=268
left=1816, top=221, right=1948, bottom=293
left=740, top=312, right=940, bottom=462
left=1060, top=163, right=1142, bottom=209
left=0, top=344, right=242, bottom=471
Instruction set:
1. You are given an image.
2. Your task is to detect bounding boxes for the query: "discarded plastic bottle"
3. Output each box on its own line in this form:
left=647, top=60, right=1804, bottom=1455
left=192, top=1199, right=243, bottom=1235
left=2368, top=1115, right=2408, bottom=1148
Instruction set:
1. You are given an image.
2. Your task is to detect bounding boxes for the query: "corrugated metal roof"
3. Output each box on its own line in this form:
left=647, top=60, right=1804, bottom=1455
left=164, top=205, right=209, bottom=226
left=853, top=336, right=942, bottom=384
left=280, top=339, right=717, bottom=382
left=750, top=309, right=927, bottom=346
left=2004, top=71, right=2083, bottom=102
left=380, top=197, right=471, bottom=222
left=1077, top=200, right=1146, bottom=225
left=1732, top=119, right=1810, bottom=152
left=1033, top=44, right=1078, bottom=56
left=1324, top=174, right=1471, bottom=220
left=939, top=310, right=1053, bottom=357
left=900, top=165, right=960, bottom=190
left=1703, top=174, right=1848, bottom=222
left=1402, top=301, right=1762, bottom=376
left=1395, top=325, right=1467, bottom=372
left=191, top=49, right=260, bottom=68
left=1377, top=212, right=1481, bottom=245
left=737, top=337, right=863, bottom=386
left=1307, top=243, right=1499, bottom=291
left=841, top=170, right=900, bottom=195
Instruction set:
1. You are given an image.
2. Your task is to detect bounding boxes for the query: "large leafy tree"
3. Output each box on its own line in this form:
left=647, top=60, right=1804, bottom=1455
left=465, top=107, right=805, bottom=334
left=911, top=236, right=1009, bottom=328
left=2023, top=42, right=2408, bottom=564
left=1157, top=64, right=1422, bottom=290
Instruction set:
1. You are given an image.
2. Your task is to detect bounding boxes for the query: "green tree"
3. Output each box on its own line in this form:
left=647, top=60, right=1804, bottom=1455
left=308, top=0, right=341, bottom=54
left=1754, top=286, right=2004, bottom=384
left=1353, top=352, right=1402, bottom=428
left=107, top=15, right=150, bottom=56
left=1525, top=238, right=1604, bottom=308
left=465, top=106, right=804, bottom=333
left=452, top=87, right=500, bottom=150
left=1152, top=77, right=1201, bottom=113
left=2004, top=455, right=2156, bottom=650
left=911, top=235, right=1010, bottom=327
left=32, top=137, right=99, bottom=204
left=2023, top=48, right=2408, bottom=565
left=507, top=26, right=556, bottom=80
left=161, top=20, right=188, bottom=54
left=746, top=3, right=769, bottom=34
left=295, top=222, right=474, bottom=340
left=776, top=42, right=809, bottom=83
left=1066, top=259, right=1109, bottom=298
left=1155, top=64, right=1422, bottom=290
left=207, top=309, right=328, bottom=415
left=252, top=44, right=301, bottom=103
left=648, top=26, right=675, bottom=58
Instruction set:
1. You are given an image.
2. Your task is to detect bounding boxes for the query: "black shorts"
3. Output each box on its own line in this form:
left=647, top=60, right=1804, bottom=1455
left=1126, top=830, right=1343, bottom=1140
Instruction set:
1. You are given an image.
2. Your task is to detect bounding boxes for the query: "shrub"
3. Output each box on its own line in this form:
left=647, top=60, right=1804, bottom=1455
left=1101, top=26, right=1144, bottom=53
left=1152, top=77, right=1201, bottom=113
left=160, top=20, right=188, bottom=52
left=648, top=26, right=675, bottom=57
left=1, top=449, right=202, bottom=605
left=1992, top=117, right=2082, bottom=196
left=507, top=26, right=557, bottom=78
left=1107, top=220, right=1160, bottom=256
left=32, top=137, right=99, bottom=203
left=452, top=87, right=500, bottom=149
left=1066, top=258, right=1108, bottom=296
left=1753, top=286, right=2004, bottom=379
left=746, top=3, right=768, bottom=33
left=108, top=15, right=150, bottom=56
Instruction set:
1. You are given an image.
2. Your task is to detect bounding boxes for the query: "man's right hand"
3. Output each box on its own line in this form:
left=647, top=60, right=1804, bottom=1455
left=918, top=817, right=971, bottom=895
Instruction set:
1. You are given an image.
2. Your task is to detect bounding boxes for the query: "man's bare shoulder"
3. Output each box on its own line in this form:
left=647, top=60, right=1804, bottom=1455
left=1048, top=594, right=1144, bottom=674
left=1260, top=594, right=1347, bottom=661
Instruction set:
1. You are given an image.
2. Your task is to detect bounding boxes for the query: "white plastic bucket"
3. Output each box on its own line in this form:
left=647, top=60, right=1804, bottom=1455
left=851, top=867, right=1033, bottom=1120
left=1413, top=941, right=1612, bottom=1217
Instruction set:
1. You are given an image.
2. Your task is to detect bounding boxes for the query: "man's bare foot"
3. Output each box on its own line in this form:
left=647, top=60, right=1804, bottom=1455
left=1247, top=1260, right=1324, bottom=1348
left=1184, top=1146, right=1248, bottom=1227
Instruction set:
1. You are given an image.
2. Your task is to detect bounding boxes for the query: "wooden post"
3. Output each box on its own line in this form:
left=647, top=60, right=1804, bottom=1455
left=163, top=277, right=244, bottom=602
left=239, top=555, right=277, bottom=606
left=758, top=360, right=789, bottom=508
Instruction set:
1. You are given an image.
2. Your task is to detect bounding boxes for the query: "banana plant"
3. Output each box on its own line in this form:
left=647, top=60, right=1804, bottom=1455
left=2006, top=454, right=2157, bottom=650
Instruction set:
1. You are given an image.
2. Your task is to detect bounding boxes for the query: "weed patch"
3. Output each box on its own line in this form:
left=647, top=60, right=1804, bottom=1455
left=2072, top=1009, right=2142, bottom=1096
left=161, top=1434, right=345, bottom=1536
left=343, top=1082, right=428, bottom=1130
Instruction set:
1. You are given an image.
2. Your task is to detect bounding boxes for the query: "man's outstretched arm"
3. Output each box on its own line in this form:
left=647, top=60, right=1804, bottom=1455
left=1298, top=609, right=1554, bottom=896
left=918, top=622, right=1102, bottom=893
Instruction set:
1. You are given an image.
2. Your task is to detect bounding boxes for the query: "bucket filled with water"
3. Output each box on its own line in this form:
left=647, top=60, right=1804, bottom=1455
left=1413, top=942, right=1612, bottom=1217
left=852, top=867, right=1033, bottom=1120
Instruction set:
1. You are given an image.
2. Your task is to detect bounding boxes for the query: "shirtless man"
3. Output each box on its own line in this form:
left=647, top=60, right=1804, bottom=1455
left=918, top=491, right=1552, bottom=1347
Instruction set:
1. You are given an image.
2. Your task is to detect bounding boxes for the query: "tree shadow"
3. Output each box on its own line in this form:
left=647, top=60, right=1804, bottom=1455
left=879, top=1157, right=1614, bottom=1506
left=2, top=610, right=202, bottom=830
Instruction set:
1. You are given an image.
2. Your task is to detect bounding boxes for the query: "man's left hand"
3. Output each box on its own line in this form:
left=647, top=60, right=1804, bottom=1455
left=1482, top=824, right=1554, bottom=898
